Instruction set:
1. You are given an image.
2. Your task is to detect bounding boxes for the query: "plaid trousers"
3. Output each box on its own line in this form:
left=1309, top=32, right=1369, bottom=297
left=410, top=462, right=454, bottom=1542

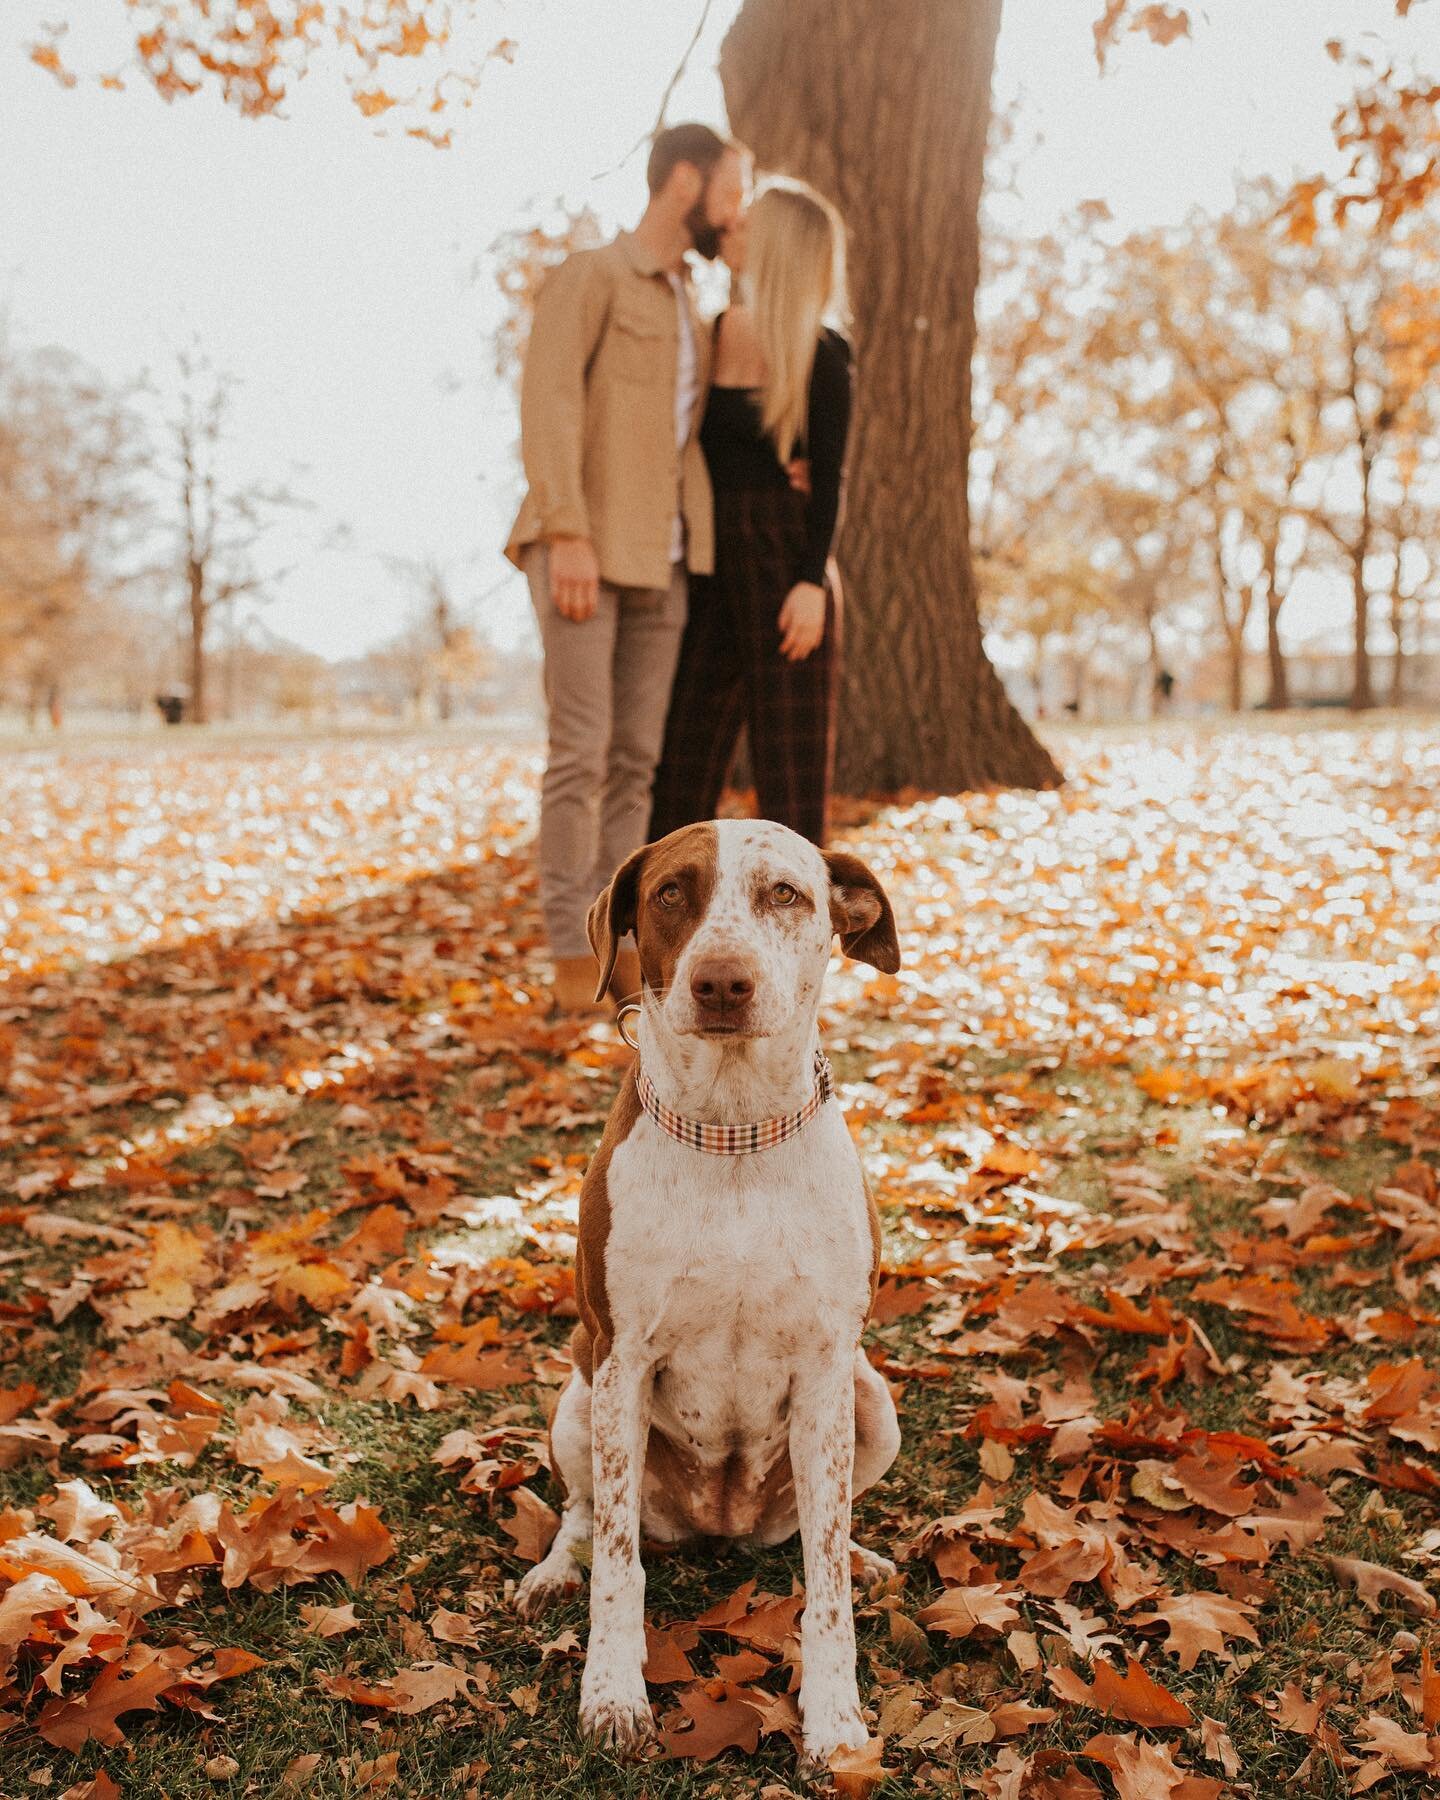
left=649, top=485, right=839, bottom=847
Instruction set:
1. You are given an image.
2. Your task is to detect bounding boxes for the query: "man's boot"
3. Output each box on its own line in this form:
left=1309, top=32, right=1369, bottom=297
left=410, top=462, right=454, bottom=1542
left=609, top=949, right=642, bottom=1006
left=552, top=955, right=605, bottom=1017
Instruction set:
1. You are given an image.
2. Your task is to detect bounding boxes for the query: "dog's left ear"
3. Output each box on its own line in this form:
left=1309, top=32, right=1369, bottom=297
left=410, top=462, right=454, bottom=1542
left=824, top=850, right=900, bottom=973
left=586, top=845, right=649, bottom=1001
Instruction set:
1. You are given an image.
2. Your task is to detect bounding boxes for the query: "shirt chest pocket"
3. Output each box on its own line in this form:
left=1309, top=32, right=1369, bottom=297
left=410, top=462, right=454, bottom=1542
left=606, top=305, right=673, bottom=386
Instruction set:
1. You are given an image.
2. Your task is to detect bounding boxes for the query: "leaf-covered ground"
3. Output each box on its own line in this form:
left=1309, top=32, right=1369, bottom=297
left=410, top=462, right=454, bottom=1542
left=1, top=719, right=1438, bottom=1800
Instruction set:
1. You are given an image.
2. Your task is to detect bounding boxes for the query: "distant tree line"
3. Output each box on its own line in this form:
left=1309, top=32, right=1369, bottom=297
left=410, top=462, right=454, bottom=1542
left=0, top=340, right=504, bottom=730
left=973, top=174, right=1440, bottom=715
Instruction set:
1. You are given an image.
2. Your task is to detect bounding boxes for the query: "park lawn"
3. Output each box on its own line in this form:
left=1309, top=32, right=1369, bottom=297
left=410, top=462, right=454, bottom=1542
left=1, top=720, right=1438, bottom=1798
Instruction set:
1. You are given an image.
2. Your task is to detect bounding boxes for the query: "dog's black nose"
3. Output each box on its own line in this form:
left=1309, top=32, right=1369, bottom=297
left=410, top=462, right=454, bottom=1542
left=689, top=957, right=756, bottom=1011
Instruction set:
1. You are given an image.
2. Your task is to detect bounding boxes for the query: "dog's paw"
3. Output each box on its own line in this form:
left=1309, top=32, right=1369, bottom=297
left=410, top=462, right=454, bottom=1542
left=849, top=1540, right=897, bottom=1585
left=514, top=1558, right=583, bottom=1620
left=798, top=1711, right=869, bottom=1776
left=580, top=1655, right=654, bottom=1756
left=580, top=1688, right=655, bottom=1756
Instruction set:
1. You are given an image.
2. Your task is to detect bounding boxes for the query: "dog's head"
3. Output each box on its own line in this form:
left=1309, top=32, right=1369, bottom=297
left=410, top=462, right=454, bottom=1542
left=588, top=820, right=899, bottom=1041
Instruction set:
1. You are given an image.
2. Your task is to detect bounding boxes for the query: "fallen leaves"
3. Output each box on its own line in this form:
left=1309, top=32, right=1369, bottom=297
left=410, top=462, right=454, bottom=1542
left=1047, top=1655, right=1196, bottom=1728
left=499, top=1487, right=560, bottom=1564
left=36, top=1645, right=195, bottom=1750
left=1128, top=1592, right=1260, bottom=1671
left=658, top=1682, right=763, bottom=1760
left=2, top=727, right=1439, bottom=1787
left=1327, top=1555, right=1438, bottom=1619
left=318, top=1660, right=475, bottom=1715
left=916, top=1582, right=1021, bottom=1639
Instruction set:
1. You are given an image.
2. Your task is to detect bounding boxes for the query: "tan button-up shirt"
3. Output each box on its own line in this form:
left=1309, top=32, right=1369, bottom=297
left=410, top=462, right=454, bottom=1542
left=505, top=232, right=714, bottom=591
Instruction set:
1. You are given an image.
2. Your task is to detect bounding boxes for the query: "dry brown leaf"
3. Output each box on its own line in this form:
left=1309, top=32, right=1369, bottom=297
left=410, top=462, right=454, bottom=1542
left=420, top=1321, right=530, bottom=1389
left=1327, top=1556, right=1437, bottom=1618
left=57, top=1777, right=122, bottom=1800
left=348, top=1750, right=401, bottom=1790
left=1353, top=1711, right=1434, bottom=1771
left=643, top=1621, right=700, bottom=1683
left=501, top=1486, right=560, bottom=1565
left=828, top=1734, right=889, bottom=1797
left=1198, top=1714, right=1242, bottom=1776
left=37, top=1647, right=194, bottom=1749
left=916, top=1582, right=1021, bottom=1639
left=1048, top=1655, right=1195, bottom=1728
left=1130, top=1591, right=1260, bottom=1670
left=429, top=1605, right=481, bottom=1648
left=659, top=1682, right=762, bottom=1760
left=300, top=1600, right=360, bottom=1637
left=1079, top=1730, right=1200, bottom=1800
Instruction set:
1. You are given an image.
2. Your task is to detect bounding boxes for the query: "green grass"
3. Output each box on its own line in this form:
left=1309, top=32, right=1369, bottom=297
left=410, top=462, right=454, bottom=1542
left=5, top=1052, right=1436, bottom=1798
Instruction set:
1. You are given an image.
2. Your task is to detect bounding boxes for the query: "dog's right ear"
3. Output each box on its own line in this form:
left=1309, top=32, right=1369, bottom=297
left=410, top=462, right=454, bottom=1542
left=586, top=845, right=649, bottom=1001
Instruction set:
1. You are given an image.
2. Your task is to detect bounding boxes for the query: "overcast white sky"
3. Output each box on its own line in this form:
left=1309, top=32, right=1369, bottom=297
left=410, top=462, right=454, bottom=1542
left=1, top=0, right=1432, bottom=661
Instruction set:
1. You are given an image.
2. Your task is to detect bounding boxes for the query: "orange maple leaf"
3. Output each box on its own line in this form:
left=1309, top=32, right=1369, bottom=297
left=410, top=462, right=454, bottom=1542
left=1049, top=1654, right=1196, bottom=1727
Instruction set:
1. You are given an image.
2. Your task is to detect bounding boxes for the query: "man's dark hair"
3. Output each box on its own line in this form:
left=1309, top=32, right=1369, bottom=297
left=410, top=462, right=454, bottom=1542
left=646, top=122, right=744, bottom=197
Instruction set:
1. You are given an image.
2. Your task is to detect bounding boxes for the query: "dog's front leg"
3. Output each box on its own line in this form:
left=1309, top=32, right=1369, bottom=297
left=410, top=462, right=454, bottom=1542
left=791, top=1354, right=868, bottom=1767
left=579, top=1350, right=654, bottom=1753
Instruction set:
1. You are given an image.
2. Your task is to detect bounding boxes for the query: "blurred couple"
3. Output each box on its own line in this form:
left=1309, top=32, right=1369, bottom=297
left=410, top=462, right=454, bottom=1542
left=505, top=123, right=854, bottom=1015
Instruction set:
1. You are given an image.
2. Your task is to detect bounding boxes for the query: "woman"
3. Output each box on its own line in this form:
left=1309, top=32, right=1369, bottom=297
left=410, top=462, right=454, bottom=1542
left=649, top=179, right=852, bottom=847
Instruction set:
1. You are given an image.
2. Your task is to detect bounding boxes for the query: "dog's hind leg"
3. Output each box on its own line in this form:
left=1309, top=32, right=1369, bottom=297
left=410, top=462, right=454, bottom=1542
left=849, top=1352, right=901, bottom=1584
left=514, top=1371, right=593, bottom=1620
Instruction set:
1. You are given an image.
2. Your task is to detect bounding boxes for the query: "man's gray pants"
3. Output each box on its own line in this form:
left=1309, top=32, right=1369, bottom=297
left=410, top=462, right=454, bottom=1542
left=526, top=545, right=687, bottom=960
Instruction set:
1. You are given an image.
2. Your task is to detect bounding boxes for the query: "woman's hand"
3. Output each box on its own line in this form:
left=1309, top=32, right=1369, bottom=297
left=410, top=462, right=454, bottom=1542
left=778, top=582, right=827, bottom=661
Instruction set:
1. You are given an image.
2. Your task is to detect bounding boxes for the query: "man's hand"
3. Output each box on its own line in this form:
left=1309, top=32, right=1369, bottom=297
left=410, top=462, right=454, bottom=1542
left=787, top=458, right=812, bottom=497
left=549, top=536, right=600, bottom=622
left=778, top=581, right=827, bottom=662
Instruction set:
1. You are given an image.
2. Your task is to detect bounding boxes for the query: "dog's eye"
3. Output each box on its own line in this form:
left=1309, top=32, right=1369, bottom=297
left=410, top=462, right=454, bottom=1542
left=655, top=881, right=683, bottom=908
left=772, top=882, right=799, bottom=906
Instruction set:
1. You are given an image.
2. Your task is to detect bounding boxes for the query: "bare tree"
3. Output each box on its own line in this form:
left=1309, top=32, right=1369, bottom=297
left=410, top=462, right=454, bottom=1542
left=1303, top=223, right=1437, bottom=709
left=387, top=554, right=494, bottom=720
left=0, top=340, right=149, bottom=725
left=164, top=348, right=307, bottom=724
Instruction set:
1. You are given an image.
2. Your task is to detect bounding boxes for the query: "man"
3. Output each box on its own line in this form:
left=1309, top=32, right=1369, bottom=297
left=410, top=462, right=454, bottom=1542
left=507, top=123, right=749, bottom=1015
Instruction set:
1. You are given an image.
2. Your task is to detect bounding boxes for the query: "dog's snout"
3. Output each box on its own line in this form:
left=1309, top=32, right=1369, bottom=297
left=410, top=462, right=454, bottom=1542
left=689, top=956, right=756, bottom=1011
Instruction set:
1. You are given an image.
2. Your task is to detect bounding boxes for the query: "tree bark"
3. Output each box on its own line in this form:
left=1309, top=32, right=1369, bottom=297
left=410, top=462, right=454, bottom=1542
left=1225, top=634, right=1244, bottom=713
left=188, top=558, right=208, bottom=725
left=1260, top=534, right=1289, bottom=710
left=719, top=0, right=1061, bottom=794
left=1388, top=577, right=1407, bottom=705
left=1210, top=521, right=1246, bottom=713
left=1264, top=593, right=1289, bottom=710
left=1351, top=543, right=1373, bottom=711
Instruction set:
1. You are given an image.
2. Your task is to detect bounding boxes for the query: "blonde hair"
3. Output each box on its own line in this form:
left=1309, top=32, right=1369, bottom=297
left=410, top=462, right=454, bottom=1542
left=743, top=180, right=848, bottom=464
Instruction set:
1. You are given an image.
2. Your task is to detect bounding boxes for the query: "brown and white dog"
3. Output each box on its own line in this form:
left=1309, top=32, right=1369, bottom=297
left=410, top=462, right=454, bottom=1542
left=514, top=819, right=902, bottom=1768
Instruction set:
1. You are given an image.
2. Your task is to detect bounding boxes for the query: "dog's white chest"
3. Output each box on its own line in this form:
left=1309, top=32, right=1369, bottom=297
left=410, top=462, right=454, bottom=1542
left=605, top=1111, right=870, bottom=1356
left=608, top=1114, right=867, bottom=1384
left=602, top=1110, right=871, bottom=1539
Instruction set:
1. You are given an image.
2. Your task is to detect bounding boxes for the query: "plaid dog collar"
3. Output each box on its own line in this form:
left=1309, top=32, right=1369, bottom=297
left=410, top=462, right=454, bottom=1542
left=636, top=1049, right=835, bottom=1155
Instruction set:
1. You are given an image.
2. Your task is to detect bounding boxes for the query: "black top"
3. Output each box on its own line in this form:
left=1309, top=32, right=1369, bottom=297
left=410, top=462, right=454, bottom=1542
left=699, top=323, right=853, bottom=588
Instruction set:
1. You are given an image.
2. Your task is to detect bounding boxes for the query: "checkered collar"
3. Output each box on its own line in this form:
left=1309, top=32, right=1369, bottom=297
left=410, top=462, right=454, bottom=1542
left=635, top=1049, right=835, bottom=1156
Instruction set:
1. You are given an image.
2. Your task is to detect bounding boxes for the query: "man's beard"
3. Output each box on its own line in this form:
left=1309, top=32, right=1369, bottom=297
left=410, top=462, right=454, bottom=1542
left=686, top=196, right=722, bottom=261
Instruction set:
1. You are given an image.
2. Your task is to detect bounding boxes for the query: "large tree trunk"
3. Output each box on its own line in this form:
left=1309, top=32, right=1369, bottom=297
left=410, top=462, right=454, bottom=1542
left=719, top=0, right=1061, bottom=794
